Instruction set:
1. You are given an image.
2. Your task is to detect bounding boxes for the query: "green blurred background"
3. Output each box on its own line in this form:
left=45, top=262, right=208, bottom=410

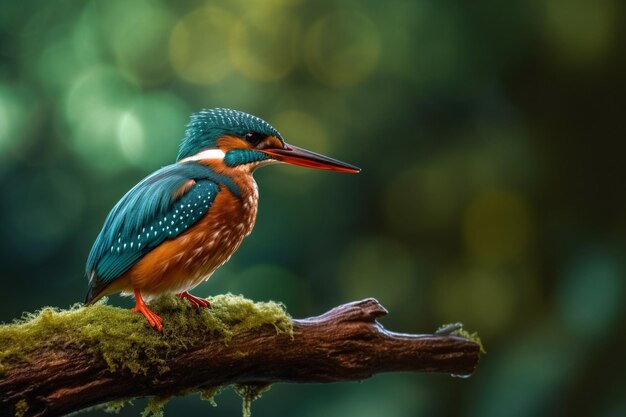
left=1, top=0, right=625, bottom=416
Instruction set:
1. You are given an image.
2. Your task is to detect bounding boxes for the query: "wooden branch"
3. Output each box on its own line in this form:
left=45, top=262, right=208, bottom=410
left=0, top=298, right=481, bottom=417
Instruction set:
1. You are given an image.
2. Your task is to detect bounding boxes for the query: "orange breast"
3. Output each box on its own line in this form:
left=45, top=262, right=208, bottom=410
left=113, top=176, right=259, bottom=298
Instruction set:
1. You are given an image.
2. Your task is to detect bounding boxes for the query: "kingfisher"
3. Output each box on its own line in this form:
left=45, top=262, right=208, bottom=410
left=84, top=108, right=359, bottom=331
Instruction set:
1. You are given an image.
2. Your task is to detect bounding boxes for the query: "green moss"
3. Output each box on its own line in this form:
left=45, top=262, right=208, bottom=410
left=199, top=385, right=224, bottom=407
left=14, top=399, right=28, bottom=417
left=234, top=383, right=272, bottom=417
left=436, top=322, right=486, bottom=354
left=135, top=385, right=226, bottom=416
left=453, top=328, right=486, bottom=354
left=2, top=295, right=290, bottom=416
left=103, top=399, right=133, bottom=414
left=141, top=396, right=171, bottom=417
left=126, top=383, right=267, bottom=417
left=0, top=294, right=292, bottom=377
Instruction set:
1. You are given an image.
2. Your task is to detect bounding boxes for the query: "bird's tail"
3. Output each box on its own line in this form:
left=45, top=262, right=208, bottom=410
left=84, top=287, right=97, bottom=305
left=84, top=270, right=106, bottom=305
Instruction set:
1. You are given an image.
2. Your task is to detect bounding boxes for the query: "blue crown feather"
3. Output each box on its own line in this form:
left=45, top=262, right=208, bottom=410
left=176, top=108, right=283, bottom=161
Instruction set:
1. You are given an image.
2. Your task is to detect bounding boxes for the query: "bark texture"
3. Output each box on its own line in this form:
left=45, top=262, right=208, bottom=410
left=0, top=298, right=481, bottom=417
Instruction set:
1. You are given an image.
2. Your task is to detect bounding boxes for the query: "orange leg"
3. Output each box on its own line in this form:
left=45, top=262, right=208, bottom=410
left=176, top=291, right=211, bottom=309
left=130, top=288, right=163, bottom=332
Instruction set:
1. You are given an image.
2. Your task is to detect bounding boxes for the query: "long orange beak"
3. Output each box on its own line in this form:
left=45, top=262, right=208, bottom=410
left=261, top=144, right=360, bottom=173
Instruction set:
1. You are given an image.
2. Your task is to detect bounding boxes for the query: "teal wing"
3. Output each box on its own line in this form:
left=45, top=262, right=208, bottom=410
left=85, top=163, right=223, bottom=303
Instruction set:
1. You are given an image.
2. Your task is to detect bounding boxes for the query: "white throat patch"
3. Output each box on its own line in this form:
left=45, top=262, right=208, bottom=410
left=180, top=149, right=226, bottom=163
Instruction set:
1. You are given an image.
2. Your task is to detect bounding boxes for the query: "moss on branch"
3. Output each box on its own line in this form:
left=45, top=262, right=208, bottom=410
left=0, top=294, right=292, bottom=376
left=1, top=297, right=482, bottom=417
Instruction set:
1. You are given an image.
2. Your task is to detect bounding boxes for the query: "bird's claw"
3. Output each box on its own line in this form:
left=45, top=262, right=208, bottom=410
left=176, top=291, right=211, bottom=309
left=131, top=304, right=163, bottom=332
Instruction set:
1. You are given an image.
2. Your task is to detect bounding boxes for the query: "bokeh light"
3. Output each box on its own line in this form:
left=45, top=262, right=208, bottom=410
left=463, top=189, right=532, bottom=265
left=63, top=66, right=138, bottom=173
left=230, top=7, right=300, bottom=81
left=97, top=0, right=175, bottom=85
left=116, top=111, right=145, bottom=163
left=339, top=237, right=419, bottom=311
left=117, top=92, right=190, bottom=168
left=169, top=6, right=237, bottom=85
left=384, top=155, right=469, bottom=236
left=432, top=264, right=519, bottom=336
left=0, top=83, right=35, bottom=161
left=305, top=12, right=380, bottom=87
left=542, top=0, right=617, bottom=66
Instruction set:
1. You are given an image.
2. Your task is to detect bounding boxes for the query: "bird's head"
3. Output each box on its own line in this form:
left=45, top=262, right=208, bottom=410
left=176, top=108, right=360, bottom=173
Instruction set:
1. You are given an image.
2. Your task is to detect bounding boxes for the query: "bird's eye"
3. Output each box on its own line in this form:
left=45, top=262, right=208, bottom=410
left=244, top=132, right=264, bottom=147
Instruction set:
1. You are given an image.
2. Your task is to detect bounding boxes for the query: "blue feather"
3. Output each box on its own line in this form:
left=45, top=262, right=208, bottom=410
left=85, top=161, right=238, bottom=302
left=177, top=108, right=283, bottom=161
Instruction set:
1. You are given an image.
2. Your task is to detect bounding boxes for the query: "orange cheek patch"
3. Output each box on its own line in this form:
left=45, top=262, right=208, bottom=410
left=261, top=135, right=284, bottom=149
left=216, top=135, right=251, bottom=150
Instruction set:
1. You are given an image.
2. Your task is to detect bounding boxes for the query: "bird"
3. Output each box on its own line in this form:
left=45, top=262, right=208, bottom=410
left=84, top=108, right=360, bottom=331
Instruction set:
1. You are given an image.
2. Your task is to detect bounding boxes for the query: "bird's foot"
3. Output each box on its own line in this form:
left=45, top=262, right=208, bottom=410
left=131, top=289, right=163, bottom=332
left=131, top=304, right=163, bottom=332
left=176, top=291, right=211, bottom=309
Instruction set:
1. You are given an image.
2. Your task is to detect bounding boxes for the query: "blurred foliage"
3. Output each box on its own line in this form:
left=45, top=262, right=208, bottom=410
left=0, top=0, right=625, bottom=416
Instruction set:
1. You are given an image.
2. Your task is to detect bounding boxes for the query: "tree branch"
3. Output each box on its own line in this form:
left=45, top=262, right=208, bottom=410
left=0, top=298, right=481, bottom=417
